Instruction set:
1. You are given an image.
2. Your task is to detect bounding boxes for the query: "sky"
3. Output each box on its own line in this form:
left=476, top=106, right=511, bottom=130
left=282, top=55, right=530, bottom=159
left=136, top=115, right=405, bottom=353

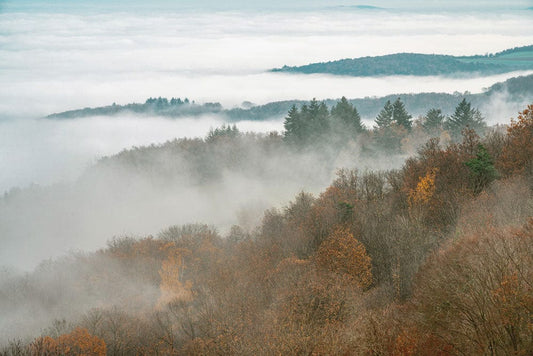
left=1, top=0, right=532, bottom=12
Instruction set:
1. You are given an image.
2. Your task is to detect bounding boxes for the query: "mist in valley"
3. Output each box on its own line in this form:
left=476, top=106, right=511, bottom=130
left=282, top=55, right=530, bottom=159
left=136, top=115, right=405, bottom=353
left=1, top=0, right=532, bottom=352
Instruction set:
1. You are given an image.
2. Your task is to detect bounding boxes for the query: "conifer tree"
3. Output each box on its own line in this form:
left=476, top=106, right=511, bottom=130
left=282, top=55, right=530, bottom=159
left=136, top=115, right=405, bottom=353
left=307, top=98, right=329, bottom=135
left=375, top=100, right=394, bottom=129
left=465, top=144, right=498, bottom=194
left=331, top=96, right=364, bottom=135
left=422, top=108, right=445, bottom=134
left=446, top=98, right=485, bottom=138
left=392, top=97, right=412, bottom=130
left=283, top=105, right=303, bottom=144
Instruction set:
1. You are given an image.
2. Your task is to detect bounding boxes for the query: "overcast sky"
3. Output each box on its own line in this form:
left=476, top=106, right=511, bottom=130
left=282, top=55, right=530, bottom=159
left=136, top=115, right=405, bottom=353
left=1, top=0, right=532, bottom=12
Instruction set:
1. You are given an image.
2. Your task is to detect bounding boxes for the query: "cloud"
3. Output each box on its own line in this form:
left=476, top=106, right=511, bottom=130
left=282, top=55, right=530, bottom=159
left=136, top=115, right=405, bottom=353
left=0, top=10, right=532, bottom=117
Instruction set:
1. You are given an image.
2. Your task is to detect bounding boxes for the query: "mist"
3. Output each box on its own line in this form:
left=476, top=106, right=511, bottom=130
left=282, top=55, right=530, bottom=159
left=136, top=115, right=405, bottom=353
left=0, top=126, right=409, bottom=272
left=1, top=1, right=532, bottom=349
left=1, top=8, right=532, bottom=117
left=0, top=115, right=283, bottom=192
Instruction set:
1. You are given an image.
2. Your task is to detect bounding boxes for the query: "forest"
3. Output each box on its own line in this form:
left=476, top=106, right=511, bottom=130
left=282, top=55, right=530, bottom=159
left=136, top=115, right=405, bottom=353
left=272, top=45, right=533, bottom=77
left=47, top=73, right=533, bottom=122
left=1, top=99, right=532, bottom=355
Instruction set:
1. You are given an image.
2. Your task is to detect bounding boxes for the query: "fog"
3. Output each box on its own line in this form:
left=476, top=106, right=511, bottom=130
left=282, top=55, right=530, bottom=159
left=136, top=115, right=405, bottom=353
left=0, top=5, right=531, bottom=190
left=0, top=0, right=531, bottom=253
left=0, top=0, right=532, bottom=348
left=1, top=9, right=532, bottom=117
left=0, top=115, right=283, bottom=192
left=0, top=126, right=408, bottom=271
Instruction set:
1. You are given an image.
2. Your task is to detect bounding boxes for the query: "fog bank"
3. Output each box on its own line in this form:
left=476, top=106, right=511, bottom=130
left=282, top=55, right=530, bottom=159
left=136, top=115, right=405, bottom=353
left=1, top=9, right=532, bottom=117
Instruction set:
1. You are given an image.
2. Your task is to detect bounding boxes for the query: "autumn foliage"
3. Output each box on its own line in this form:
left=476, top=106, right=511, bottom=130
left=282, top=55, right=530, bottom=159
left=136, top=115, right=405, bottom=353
left=31, top=328, right=106, bottom=356
left=498, top=104, right=533, bottom=176
left=411, top=220, right=533, bottom=354
left=2, top=105, right=533, bottom=356
left=315, top=227, right=372, bottom=289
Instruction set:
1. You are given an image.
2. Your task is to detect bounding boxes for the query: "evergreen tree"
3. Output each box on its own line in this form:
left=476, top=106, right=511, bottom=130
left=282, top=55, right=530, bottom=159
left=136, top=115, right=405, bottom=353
left=316, top=101, right=330, bottom=134
left=375, top=100, right=394, bottom=129
left=304, top=98, right=330, bottom=141
left=308, top=99, right=329, bottom=128
left=446, top=98, right=485, bottom=138
left=374, top=100, right=407, bottom=152
left=465, top=144, right=498, bottom=194
left=283, top=99, right=330, bottom=145
left=392, top=97, right=412, bottom=130
left=206, top=124, right=240, bottom=142
left=330, top=96, right=364, bottom=135
left=422, top=108, right=445, bottom=133
left=283, top=105, right=303, bottom=144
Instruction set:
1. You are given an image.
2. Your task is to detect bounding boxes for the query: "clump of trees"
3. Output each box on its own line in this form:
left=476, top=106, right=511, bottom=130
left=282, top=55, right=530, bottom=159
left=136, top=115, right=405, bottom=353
left=283, top=96, right=364, bottom=146
left=283, top=96, right=486, bottom=156
left=1, top=105, right=532, bottom=356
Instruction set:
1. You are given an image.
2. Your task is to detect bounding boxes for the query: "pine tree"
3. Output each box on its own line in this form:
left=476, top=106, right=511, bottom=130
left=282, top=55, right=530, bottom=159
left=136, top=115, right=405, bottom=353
left=316, top=101, right=330, bottom=134
left=392, top=97, right=412, bottom=130
left=422, top=108, right=445, bottom=133
left=446, top=98, right=485, bottom=138
left=375, top=100, right=394, bottom=129
left=283, top=105, right=303, bottom=144
left=330, top=96, right=364, bottom=135
left=283, top=99, right=330, bottom=145
left=465, top=144, right=498, bottom=194
left=304, top=98, right=329, bottom=141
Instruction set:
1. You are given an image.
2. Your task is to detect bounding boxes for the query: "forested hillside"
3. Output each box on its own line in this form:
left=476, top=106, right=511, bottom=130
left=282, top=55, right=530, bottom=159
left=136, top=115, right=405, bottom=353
left=1, top=104, right=532, bottom=355
left=47, top=74, right=533, bottom=121
left=272, top=45, right=533, bottom=77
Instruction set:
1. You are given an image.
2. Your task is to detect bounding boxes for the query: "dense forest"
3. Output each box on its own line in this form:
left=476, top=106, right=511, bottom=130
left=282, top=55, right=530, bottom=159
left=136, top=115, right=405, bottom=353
left=1, top=100, right=532, bottom=355
left=272, top=45, right=533, bottom=77
left=47, top=74, right=533, bottom=122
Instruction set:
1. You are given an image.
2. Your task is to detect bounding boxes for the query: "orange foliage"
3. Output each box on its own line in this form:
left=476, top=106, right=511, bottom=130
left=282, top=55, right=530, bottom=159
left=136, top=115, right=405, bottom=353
left=158, top=245, right=193, bottom=306
left=411, top=219, right=533, bottom=354
left=30, top=336, right=59, bottom=355
left=408, top=168, right=438, bottom=208
left=31, top=328, right=106, bottom=356
left=267, top=256, right=361, bottom=355
left=393, top=329, right=417, bottom=356
left=402, top=133, right=478, bottom=227
left=498, top=104, right=533, bottom=176
left=315, top=227, right=372, bottom=289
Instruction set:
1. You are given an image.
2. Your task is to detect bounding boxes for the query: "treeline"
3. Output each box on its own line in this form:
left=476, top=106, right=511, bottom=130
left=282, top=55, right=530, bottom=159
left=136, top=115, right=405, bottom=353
left=272, top=53, right=507, bottom=76
left=271, top=45, right=533, bottom=77
left=283, top=96, right=486, bottom=150
left=2, top=105, right=532, bottom=355
left=47, top=97, right=223, bottom=119
left=46, top=73, right=533, bottom=121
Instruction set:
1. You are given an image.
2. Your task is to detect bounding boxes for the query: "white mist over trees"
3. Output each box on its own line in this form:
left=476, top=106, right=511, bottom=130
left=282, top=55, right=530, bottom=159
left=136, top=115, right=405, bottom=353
left=0, top=0, right=532, bottom=354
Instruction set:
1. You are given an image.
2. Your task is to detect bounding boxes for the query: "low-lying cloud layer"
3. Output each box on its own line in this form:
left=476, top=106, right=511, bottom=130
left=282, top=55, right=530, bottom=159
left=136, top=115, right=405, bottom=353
left=0, top=115, right=283, bottom=192
left=1, top=8, right=532, bottom=117
left=0, top=3, right=532, bottom=274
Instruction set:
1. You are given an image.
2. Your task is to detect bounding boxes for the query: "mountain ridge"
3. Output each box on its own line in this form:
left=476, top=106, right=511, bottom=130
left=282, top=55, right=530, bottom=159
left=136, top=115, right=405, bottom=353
left=271, top=45, right=533, bottom=77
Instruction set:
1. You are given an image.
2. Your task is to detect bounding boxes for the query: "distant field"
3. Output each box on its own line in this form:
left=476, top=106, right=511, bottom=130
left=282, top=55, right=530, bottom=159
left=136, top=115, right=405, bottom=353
left=458, top=49, right=533, bottom=68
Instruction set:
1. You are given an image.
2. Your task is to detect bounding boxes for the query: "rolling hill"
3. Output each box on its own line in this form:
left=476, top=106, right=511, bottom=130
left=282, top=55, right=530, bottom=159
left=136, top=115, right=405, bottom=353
left=271, top=45, right=533, bottom=77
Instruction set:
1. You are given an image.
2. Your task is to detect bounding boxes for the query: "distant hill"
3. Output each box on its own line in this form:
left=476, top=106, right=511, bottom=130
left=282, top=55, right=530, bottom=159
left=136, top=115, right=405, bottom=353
left=47, top=73, right=533, bottom=121
left=332, top=5, right=383, bottom=10
left=271, top=45, right=533, bottom=77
